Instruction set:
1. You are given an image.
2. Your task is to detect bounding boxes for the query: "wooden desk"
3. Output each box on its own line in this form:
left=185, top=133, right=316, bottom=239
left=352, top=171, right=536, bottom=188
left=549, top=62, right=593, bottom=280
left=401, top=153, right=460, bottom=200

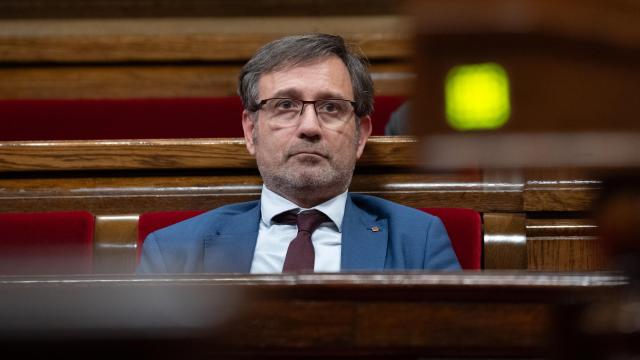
left=0, top=272, right=626, bottom=358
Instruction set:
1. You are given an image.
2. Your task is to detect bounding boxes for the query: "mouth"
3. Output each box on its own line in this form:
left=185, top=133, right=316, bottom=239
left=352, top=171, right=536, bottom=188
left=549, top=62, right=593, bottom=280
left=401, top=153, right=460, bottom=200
left=288, top=151, right=328, bottom=162
left=289, top=150, right=327, bottom=158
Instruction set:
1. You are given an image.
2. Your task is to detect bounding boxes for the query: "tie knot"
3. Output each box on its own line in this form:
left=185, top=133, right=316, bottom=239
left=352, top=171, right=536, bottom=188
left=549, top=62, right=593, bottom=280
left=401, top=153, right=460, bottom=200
left=273, top=209, right=329, bottom=233
left=296, top=209, right=329, bottom=233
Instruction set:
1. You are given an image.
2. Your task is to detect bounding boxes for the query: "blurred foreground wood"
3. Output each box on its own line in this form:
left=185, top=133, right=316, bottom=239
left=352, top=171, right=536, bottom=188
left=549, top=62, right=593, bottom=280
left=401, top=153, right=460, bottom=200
left=0, top=272, right=626, bottom=359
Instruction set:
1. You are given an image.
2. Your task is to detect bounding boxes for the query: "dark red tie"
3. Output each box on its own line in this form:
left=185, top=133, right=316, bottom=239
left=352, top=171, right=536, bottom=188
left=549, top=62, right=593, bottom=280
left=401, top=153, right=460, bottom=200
left=273, top=209, right=329, bottom=272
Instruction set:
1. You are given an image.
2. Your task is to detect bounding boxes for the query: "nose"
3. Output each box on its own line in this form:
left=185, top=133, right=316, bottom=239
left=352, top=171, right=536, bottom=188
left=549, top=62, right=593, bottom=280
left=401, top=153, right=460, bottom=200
left=296, top=103, right=322, bottom=139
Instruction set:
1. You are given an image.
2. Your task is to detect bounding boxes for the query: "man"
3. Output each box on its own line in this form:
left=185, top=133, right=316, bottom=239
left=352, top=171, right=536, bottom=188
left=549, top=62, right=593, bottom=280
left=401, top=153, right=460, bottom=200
left=138, top=34, right=460, bottom=273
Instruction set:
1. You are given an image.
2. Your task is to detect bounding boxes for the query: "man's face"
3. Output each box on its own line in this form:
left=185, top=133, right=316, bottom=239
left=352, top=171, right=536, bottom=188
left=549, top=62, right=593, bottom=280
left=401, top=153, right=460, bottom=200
left=242, top=56, right=372, bottom=206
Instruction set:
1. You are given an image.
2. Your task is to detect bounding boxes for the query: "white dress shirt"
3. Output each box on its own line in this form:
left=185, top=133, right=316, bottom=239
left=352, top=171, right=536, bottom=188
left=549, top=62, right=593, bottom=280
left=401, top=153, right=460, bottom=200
left=250, top=186, right=346, bottom=273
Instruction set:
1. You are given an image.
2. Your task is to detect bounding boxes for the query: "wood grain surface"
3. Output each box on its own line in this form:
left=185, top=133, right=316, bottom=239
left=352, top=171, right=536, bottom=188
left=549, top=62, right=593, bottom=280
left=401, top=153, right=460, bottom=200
left=0, top=273, right=627, bottom=358
left=526, top=218, right=608, bottom=271
left=528, top=239, right=608, bottom=272
left=0, top=63, right=412, bottom=99
left=0, top=15, right=413, bottom=100
left=411, top=0, right=640, bottom=50
left=483, top=213, right=528, bottom=270
left=0, top=0, right=405, bottom=18
left=0, top=172, right=524, bottom=215
left=0, top=137, right=418, bottom=172
left=0, top=65, right=243, bottom=99
left=524, top=179, right=601, bottom=212
left=0, top=17, right=409, bottom=63
left=94, top=214, right=139, bottom=274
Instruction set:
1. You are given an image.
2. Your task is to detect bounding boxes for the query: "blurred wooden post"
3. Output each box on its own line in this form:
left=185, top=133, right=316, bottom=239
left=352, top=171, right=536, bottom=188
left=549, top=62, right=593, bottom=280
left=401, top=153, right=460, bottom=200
left=409, top=1, right=640, bottom=358
left=409, top=0, right=640, bottom=169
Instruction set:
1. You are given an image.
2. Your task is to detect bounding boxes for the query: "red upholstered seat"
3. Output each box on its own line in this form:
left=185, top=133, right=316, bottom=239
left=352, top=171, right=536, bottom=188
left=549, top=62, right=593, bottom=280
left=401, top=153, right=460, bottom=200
left=419, top=208, right=482, bottom=270
left=0, top=96, right=404, bottom=141
left=138, top=207, right=482, bottom=270
left=0, top=211, right=95, bottom=275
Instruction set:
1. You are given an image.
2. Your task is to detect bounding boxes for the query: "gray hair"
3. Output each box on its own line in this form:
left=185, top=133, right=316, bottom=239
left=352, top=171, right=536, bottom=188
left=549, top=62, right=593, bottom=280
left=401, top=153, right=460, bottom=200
left=238, top=34, right=374, bottom=118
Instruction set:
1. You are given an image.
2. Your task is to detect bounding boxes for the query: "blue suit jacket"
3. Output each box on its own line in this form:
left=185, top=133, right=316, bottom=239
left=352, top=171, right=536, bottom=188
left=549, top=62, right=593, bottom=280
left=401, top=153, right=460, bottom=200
left=137, top=193, right=461, bottom=273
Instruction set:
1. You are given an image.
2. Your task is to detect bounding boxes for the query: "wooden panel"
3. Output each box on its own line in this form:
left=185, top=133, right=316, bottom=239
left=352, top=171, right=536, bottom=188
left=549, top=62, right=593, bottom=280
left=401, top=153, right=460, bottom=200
left=351, top=173, right=522, bottom=212
left=524, top=179, right=601, bottom=212
left=0, top=138, right=255, bottom=172
left=0, top=172, right=522, bottom=215
left=0, top=63, right=411, bottom=99
left=0, top=0, right=404, bottom=18
left=94, top=215, right=139, bottom=274
left=0, top=65, right=241, bottom=99
left=0, top=175, right=261, bottom=215
left=528, top=239, right=607, bottom=272
left=410, top=0, right=640, bottom=50
left=483, top=213, right=527, bottom=270
left=0, top=273, right=626, bottom=358
left=527, top=218, right=598, bottom=238
left=227, top=301, right=549, bottom=354
left=0, top=137, right=418, bottom=172
left=0, top=137, right=523, bottom=215
left=0, top=139, right=589, bottom=212
left=0, top=17, right=409, bottom=63
left=526, top=218, right=608, bottom=271
left=355, top=302, right=548, bottom=350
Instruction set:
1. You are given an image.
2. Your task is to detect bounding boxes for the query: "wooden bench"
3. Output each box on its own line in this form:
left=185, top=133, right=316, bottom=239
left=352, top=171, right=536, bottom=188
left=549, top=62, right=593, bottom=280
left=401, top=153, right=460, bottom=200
left=0, top=137, right=605, bottom=273
left=0, top=2, right=414, bottom=99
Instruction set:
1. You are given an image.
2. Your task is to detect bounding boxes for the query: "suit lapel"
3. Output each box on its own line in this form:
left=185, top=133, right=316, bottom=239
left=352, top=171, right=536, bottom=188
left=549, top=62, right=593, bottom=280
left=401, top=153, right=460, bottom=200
left=203, top=203, right=260, bottom=273
left=341, top=195, right=389, bottom=270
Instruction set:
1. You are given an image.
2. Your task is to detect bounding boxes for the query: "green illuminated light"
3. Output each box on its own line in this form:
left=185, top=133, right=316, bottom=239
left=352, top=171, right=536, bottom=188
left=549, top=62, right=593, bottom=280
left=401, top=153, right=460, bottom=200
left=445, top=63, right=511, bottom=131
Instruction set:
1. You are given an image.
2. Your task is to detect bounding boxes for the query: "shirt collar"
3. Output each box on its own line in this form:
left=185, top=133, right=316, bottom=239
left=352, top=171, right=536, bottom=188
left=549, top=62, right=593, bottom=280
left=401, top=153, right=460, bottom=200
left=260, top=185, right=347, bottom=232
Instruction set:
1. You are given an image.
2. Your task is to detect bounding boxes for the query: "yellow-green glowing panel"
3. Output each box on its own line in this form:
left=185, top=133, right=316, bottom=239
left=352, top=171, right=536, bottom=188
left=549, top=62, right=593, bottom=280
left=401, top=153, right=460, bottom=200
left=445, top=63, right=511, bottom=131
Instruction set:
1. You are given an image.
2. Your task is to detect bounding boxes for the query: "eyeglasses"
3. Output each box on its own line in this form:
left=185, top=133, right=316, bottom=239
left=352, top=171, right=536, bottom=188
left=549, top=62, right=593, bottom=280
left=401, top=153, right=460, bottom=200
left=257, top=98, right=356, bottom=129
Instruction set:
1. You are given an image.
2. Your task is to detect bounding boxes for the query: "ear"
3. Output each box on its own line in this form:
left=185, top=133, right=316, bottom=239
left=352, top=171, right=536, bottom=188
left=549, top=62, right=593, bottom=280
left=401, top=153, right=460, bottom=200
left=242, top=110, right=257, bottom=156
left=355, top=115, right=372, bottom=159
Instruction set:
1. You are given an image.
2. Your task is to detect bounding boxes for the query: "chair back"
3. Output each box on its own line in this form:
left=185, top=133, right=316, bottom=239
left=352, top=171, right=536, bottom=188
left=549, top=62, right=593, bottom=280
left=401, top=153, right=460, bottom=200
left=0, top=211, right=95, bottom=275
left=420, top=208, right=482, bottom=270
left=1, top=96, right=405, bottom=140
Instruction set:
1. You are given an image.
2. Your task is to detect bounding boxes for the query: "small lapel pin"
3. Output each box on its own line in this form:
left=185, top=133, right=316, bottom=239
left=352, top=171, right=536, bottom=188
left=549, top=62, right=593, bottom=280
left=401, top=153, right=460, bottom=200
left=370, top=226, right=380, bottom=232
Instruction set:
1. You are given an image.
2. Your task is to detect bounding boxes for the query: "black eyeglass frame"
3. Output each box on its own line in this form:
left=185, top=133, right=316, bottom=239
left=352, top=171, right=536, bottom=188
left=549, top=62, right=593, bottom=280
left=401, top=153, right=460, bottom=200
left=256, top=97, right=357, bottom=118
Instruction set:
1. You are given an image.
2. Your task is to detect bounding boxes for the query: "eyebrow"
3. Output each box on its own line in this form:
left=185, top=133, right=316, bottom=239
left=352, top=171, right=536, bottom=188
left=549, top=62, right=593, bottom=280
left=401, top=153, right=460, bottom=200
left=268, top=88, right=351, bottom=100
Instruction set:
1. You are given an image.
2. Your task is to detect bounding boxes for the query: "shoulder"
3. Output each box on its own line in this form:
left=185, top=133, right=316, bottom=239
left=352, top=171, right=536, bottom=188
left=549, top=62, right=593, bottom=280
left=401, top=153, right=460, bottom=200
left=348, top=193, right=439, bottom=224
left=151, top=200, right=259, bottom=240
left=198, top=200, right=260, bottom=219
left=137, top=200, right=260, bottom=273
left=348, top=193, right=460, bottom=270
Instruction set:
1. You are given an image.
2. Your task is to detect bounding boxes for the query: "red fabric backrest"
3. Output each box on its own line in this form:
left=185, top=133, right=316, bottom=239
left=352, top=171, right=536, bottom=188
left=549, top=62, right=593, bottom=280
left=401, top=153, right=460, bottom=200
left=419, top=208, right=482, bottom=270
left=138, top=207, right=482, bottom=270
left=0, top=97, right=244, bottom=140
left=370, top=95, right=406, bottom=135
left=0, top=211, right=95, bottom=275
left=0, top=96, right=405, bottom=141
